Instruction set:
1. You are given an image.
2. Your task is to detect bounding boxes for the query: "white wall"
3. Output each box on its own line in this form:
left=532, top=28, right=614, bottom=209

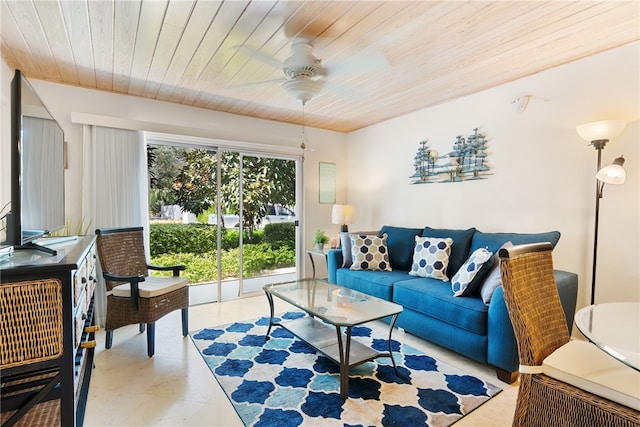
left=346, top=42, right=640, bottom=308
left=0, top=58, right=348, bottom=275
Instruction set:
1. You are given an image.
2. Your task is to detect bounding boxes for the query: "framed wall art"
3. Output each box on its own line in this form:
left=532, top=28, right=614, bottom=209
left=318, top=162, right=336, bottom=204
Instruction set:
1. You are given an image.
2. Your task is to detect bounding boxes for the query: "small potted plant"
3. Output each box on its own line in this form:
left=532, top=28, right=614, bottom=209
left=313, top=229, right=329, bottom=250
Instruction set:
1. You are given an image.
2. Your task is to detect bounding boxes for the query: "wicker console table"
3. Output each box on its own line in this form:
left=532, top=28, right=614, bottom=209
left=1, top=235, right=97, bottom=427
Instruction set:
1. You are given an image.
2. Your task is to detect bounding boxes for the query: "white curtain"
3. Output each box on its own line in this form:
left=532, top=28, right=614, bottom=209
left=83, top=125, right=149, bottom=326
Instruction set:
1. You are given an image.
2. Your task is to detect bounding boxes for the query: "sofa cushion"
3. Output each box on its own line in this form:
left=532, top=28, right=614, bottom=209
left=379, top=225, right=423, bottom=271
left=350, top=233, right=391, bottom=271
left=336, top=268, right=411, bottom=301
left=422, top=227, right=476, bottom=276
left=340, top=230, right=379, bottom=268
left=470, top=230, right=561, bottom=255
left=409, top=236, right=453, bottom=281
left=393, top=278, right=489, bottom=335
left=452, top=248, right=494, bottom=297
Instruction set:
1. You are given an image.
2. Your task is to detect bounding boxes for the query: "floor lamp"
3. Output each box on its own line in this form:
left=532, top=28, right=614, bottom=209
left=576, top=120, right=627, bottom=305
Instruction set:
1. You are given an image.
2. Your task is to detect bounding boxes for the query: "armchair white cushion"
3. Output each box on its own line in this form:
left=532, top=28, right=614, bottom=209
left=112, top=276, right=189, bottom=298
left=542, top=340, right=640, bottom=411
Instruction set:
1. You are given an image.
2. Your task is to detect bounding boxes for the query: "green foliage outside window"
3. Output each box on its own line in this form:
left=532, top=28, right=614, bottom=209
left=263, top=222, right=295, bottom=250
left=148, top=146, right=296, bottom=237
left=149, top=222, right=294, bottom=283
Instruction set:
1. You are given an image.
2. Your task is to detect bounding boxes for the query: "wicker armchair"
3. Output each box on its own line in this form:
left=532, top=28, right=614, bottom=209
left=499, top=242, right=639, bottom=426
left=95, top=227, right=189, bottom=357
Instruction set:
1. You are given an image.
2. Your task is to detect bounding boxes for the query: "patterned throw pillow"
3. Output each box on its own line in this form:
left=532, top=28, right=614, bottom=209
left=451, top=248, right=494, bottom=297
left=409, top=236, right=453, bottom=281
left=340, top=230, right=379, bottom=268
left=350, top=233, right=392, bottom=271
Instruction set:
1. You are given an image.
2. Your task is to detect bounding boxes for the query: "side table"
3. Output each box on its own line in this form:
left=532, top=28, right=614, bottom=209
left=574, top=302, right=639, bottom=371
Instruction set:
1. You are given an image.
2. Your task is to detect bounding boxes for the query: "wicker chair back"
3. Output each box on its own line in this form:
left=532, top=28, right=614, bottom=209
left=95, top=227, right=148, bottom=292
left=499, top=242, right=570, bottom=366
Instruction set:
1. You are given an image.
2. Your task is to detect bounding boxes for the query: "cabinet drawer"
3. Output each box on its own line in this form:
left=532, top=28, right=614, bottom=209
left=0, top=278, right=64, bottom=368
left=85, top=278, right=96, bottom=314
left=73, top=273, right=87, bottom=307
left=74, top=297, right=87, bottom=349
left=73, top=246, right=97, bottom=308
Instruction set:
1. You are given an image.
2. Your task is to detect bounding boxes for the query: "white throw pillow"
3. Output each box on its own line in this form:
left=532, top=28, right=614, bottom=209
left=479, top=241, right=513, bottom=304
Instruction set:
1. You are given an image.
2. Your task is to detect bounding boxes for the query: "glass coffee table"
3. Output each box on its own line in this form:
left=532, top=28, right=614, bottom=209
left=263, top=278, right=403, bottom=399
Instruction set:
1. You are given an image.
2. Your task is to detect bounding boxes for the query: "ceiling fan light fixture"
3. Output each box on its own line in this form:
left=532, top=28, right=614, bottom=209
left=282, top=78, right=323, bottom=103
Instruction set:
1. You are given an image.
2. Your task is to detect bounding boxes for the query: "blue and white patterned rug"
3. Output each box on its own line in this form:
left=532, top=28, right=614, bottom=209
left=190, top=312, right=501, bottom=426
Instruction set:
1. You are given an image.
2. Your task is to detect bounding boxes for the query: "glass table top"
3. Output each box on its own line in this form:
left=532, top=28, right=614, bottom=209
left=264, top=278, right=402, bottom=327
left=574, top=302, right=639, bottom=371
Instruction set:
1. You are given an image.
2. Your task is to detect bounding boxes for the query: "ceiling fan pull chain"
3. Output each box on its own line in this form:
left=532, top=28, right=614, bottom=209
left=301, top=100, right=307, bottom=149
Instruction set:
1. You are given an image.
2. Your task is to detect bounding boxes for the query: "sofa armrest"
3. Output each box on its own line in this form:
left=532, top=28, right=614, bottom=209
left=327, top=249, right=343, bottom=284
left=553, top=270, right=579, bottom=334
left=487, top=286, right=519, bottom=374
left=487, top=269, right=579, bottom=375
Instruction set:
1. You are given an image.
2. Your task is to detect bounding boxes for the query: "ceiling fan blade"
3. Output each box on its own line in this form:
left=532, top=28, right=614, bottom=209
left=234, top=45, right=283, bottom=71
left=323, top=79, right=372, bottom=101
left=326, top=49, right=390, bottom=78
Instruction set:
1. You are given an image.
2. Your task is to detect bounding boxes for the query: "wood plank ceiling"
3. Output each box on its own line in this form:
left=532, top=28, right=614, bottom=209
left=1, top=1, right=638, bottom=133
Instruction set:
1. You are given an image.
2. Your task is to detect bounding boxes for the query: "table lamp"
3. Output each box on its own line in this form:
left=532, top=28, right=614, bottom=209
left=332, top=204, right=354, bottom=232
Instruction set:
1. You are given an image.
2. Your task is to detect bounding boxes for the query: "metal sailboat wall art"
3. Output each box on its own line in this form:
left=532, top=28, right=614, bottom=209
left=410, top=127, right=491, bottom=184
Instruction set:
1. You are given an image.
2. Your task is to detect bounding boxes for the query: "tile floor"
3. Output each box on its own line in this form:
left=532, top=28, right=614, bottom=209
left=84, top=294, right=518, bottom=426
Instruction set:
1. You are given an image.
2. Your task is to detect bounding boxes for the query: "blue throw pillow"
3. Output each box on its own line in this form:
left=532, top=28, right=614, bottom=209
left=380, top=225, right=423, bottom=271
left=422, top=227, right=476, bottom=276
left=451, top=248, right=494, bottom=297
left=469, top=230, right=561, bottom=255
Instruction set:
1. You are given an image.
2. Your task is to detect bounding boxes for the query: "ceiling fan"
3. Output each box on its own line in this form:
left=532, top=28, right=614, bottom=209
left=234, top=40, right=390, bottom=104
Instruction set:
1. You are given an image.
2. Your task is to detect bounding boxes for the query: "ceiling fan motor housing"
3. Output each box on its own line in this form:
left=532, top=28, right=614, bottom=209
left=281, top=43, right=326, bottom=102
left=283, top=43, right=325, bottom=79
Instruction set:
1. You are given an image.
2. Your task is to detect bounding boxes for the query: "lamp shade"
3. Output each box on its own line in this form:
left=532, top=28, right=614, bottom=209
left=576, top=120, right=627, bottom=142
left=331, top=204, right=354, bottom=225
left=596, top=156, right=626, bottom=185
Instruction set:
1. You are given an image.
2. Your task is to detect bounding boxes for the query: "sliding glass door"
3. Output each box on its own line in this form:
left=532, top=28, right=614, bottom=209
left=146, top=139, right=299, bottom=304
left=236, top=153, right=297, bottom=296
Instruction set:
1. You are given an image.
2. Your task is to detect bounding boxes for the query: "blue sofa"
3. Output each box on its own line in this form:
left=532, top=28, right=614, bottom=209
left=327, top=225, right=578, bottom=383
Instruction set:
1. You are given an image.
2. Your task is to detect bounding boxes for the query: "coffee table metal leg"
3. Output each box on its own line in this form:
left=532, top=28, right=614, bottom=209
left=264, top=290, right=275, bottom=339
left=335, top=325, right=352, bottom=399
left=388, top=313, right=400, bottom=375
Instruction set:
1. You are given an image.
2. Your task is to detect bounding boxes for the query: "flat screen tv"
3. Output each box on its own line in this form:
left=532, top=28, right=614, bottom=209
left=5, top=69, right=65, bottom=254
